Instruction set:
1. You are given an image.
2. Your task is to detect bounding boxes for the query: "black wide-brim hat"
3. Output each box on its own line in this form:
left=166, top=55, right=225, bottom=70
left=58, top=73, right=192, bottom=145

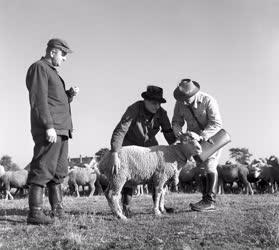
left=141, top=85, right=166, bottom=103
left=173, top=79, right=200, bottom=101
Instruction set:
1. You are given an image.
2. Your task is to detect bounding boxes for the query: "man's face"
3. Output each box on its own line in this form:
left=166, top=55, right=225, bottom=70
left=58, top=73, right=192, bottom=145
left=183, top=94, right=196, bottom=105
left=144, top=99, right=161, bottom=114
left=50, top=49, right=67, bottom=67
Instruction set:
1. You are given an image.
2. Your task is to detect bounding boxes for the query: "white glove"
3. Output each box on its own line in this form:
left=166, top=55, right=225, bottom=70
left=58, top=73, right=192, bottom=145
left=46, top=128, right=57, bottom=143
left=111, top=152, right=121, bottom=175
left=173, top=124, right=183, bottom=138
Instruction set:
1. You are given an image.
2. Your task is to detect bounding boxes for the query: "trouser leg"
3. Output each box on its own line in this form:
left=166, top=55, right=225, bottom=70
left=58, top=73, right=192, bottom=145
left=121, top=187, right=133, bottom=217
left=205, top=172, right=218, bottom=203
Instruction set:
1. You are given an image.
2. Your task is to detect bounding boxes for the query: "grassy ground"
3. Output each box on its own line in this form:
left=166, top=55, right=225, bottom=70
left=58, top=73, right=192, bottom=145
left=0, top=193, right=279, bottom=250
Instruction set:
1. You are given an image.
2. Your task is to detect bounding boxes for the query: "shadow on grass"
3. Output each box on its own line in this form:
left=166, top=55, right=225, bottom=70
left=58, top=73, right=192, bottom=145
left=0, top=208, right=28, bottom=216
left=0, top=208, right=27, bottom=224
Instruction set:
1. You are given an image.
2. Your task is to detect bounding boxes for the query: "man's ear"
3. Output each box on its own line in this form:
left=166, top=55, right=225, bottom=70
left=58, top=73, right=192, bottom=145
left=49, top=49, right=56, bottom=58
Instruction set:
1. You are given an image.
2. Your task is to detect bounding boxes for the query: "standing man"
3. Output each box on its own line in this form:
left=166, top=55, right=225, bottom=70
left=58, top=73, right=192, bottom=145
left=111, top=85, right=176, bottom=217
left=172, top=79, right=222, bottom=212
left=26, top=38, right=79, bottom=225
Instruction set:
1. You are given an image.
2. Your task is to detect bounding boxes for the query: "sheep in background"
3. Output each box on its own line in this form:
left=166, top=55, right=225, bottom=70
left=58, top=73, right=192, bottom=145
left=0, top=169, right=28, bottom=200
left=98, top=132, right=202, bottom=220
left=68, top=165, right=98, bottom=197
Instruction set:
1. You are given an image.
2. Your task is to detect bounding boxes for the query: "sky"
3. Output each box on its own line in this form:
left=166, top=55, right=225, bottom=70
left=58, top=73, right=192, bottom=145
left=0, top=0, right=278, bottom=168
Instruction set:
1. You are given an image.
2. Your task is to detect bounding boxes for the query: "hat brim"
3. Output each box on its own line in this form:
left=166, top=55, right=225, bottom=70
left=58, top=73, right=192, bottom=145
left=173, top=81, right=200, bottom=101
left=53, top=45, right=73, bottom=54
left=141, top=92, right=166, bottom=103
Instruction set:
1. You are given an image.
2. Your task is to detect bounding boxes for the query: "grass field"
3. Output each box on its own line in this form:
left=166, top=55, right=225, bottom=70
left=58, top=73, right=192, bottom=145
left=0, top=193, right=279, bottom=250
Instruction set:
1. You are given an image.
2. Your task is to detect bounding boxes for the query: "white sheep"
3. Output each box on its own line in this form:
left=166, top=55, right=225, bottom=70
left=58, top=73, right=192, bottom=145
left=0, top=169, right=28, bottom=200
left=97, top=132, right=202, bottom=220
left=68, top=165, right=98, bottom=197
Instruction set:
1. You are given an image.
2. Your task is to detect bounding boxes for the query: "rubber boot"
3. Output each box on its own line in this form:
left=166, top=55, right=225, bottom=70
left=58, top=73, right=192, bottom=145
left=27, top=184, right=54, bottom=225
left=47, top=183, right=66, bottom=219
left=190, top=175, right=207, bottom=209
left=191, top=172, right=218, bottom=212
left=122, top=187, right=133, bottom=218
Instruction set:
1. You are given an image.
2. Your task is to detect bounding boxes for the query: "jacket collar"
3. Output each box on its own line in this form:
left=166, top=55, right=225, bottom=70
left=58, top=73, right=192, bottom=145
left=40, top=57, right=57, bottom=71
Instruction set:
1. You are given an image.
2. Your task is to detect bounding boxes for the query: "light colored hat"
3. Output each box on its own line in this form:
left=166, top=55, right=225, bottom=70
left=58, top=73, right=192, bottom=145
left=173, top=79, right=200, bottom=101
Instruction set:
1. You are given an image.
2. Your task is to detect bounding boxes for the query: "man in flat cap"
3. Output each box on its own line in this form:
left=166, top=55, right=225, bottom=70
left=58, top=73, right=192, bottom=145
left=172, top=79, right=222, bottom=212
left=26, top=38, right=79, bottom=225
left=110, top=85, right=176, bottom=217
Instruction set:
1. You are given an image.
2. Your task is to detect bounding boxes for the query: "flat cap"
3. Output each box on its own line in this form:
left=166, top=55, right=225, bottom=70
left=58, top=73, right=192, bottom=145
left=47, top=38, right=73, bottom=53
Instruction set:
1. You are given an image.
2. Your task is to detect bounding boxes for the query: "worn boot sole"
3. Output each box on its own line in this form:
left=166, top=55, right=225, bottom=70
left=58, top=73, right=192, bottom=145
left=190, top=205, right=216, bottom=212
left=27, top=217, right=54, bottom=225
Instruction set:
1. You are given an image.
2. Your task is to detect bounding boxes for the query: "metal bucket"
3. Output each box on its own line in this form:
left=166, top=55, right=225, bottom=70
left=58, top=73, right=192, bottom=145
left=194, top=129, right=231, bottom=163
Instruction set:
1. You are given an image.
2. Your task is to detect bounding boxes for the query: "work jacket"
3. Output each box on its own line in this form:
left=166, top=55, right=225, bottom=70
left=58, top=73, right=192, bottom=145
left=26, top=57, right=73, bottom=142
left=111, top=101, right=176, bottom=152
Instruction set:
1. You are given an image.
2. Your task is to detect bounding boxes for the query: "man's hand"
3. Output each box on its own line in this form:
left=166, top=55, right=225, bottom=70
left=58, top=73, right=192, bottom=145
left=46, top=128, right=57, bottom=143
left=173, top=124, right=183, bottom=138
left=69, top=86, right=79, bottom=97
left=111, top=152, right=121, bottom=175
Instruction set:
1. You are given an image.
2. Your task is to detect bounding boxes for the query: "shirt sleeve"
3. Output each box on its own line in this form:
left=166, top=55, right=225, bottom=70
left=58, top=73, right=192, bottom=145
left=172, top=101, right=185, bottom=130
left=110, top=105, right=137, bottom=152
left=160, top=109, right=176, bottom=145
left=26, top=63, right=53, bottom=129
left=200, top=97, right=222, bottom=140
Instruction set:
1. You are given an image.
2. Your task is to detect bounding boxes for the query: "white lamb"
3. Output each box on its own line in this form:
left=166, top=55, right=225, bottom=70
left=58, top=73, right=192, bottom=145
left=97, top=132, right=202, bottom=220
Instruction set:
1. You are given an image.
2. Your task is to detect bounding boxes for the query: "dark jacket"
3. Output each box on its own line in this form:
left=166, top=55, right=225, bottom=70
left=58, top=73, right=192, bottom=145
left=26, top=57, right=73, bottom=141
left=111, top=101, right=176, bottom=152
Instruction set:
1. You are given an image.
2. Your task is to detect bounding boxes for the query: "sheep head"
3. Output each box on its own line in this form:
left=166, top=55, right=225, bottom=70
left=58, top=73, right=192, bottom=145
left=179, top=132, right=202, bottom=158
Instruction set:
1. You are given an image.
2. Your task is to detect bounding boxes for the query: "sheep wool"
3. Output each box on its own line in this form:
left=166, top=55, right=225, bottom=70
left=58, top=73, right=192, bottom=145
left=98, top=133, right=202, bottom=220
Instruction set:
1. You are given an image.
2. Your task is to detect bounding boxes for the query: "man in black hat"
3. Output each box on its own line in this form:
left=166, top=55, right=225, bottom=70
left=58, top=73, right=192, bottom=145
left=110, top=85, right=176, bottom=217
left=26, top=38, right=79, bottom=225
left=172, top=79, right=222, bottom=212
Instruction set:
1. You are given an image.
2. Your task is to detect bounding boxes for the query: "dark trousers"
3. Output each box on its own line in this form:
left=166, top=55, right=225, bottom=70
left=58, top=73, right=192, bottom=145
left=27, top=136, right=68, bottom=187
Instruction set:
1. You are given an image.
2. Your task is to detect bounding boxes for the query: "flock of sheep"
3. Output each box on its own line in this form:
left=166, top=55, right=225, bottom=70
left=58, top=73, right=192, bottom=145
left=1, top=133, right=279, bottom=220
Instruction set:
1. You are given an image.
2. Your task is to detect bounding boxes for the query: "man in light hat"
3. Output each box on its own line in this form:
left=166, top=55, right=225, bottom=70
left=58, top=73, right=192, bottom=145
left=110, top=85, right=176, bottom=217
left=172, top=79, right=222, bottom=212
left=26, top=38, right=79, bottom=224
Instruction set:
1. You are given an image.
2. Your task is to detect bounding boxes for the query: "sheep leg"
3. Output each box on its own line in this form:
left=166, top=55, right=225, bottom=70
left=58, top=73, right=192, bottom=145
left=105, top=183, right=127, bottom=220
left=5, top=190, right=14, bottom=200
left=88, top=182, right=95, bottom=197
left=159, top=186, right=167, bottom=213
left=153, top=186, right=163, bottom=216
left=74, top=183, right=80, bottom=197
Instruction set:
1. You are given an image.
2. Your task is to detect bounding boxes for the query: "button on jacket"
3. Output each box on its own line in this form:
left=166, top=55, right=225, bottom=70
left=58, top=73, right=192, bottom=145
left=26, top=57, right=73, bottom=141
left=111, top=101, right=176, bottom=152
left=172, top=91, right=222, bottom=140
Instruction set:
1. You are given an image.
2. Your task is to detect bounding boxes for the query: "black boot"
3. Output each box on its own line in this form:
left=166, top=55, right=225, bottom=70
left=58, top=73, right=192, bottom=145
left=190, top=174, right=207, bottom=209
left=27, top=184, right=54, bottom=225
left=122, top=187, right=133, bottom=218
left=47, top=183, right=66, bottom=219
left=191, top=172, right=218, bottom=212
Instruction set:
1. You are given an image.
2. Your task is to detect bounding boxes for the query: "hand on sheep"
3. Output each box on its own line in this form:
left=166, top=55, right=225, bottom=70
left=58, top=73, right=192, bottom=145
left=46, top=128, right=57, bottom=143
left=173, top=124, right=183, bottom=138
left=111, top=152, right=121, bottom=175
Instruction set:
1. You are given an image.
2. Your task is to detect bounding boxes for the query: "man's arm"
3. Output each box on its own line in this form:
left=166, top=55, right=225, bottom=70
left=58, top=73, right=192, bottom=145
left=200, top=97, right=222, bottom=140
left=172, top=101, right=185, bottom=138
left=26, top=63, right=54, bottom=129
left=160, top=109, right=176, bottom=145
left=110, top=105, right=137, bottom=153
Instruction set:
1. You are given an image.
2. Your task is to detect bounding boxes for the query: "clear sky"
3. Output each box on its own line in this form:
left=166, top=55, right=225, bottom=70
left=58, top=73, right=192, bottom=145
left=0, top=0, right=278, bottom=167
